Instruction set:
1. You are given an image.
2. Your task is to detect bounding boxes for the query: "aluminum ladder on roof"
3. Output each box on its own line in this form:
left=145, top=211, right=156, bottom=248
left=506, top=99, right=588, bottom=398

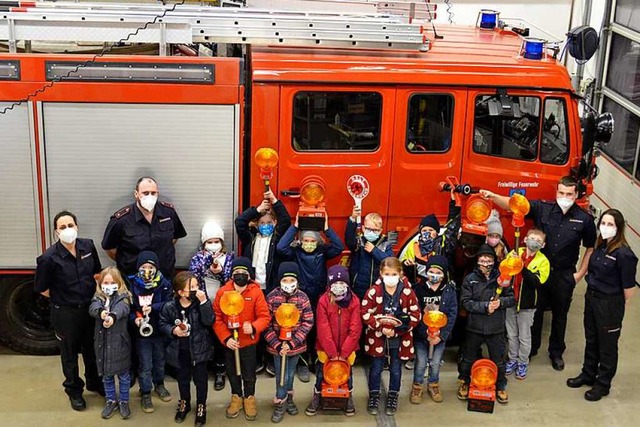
left=0, top=1, right=435, bottom=53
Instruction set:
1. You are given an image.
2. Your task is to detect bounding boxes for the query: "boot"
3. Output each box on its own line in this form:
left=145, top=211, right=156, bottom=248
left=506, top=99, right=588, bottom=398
left=285, top=393, right=298, bottom=415
left=457, top=381, right=469, bottom=400
left=271, top=400, right=286, bottom=423
left=225, top=395, right=243, bottom=419
left=195, top=404, right=207, bottom=426
left=244, top=395, right=258, bottom=421
left=367, top=391, right=380, bottom=416
left=385, top=391, right=399, bottom=416
left=214, top=372, right=225, bottom=391
left=410, top=383, right=423, bottom=404
left=305, top=389, right=321, bottom=416
left=427, top=382, right=443, bottom=403
left=175, top=399, right=191, bottom=423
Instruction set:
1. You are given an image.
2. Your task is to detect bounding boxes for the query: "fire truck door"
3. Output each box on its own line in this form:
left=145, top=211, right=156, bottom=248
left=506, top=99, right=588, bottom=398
left=277, top=86, right=395, bottom=235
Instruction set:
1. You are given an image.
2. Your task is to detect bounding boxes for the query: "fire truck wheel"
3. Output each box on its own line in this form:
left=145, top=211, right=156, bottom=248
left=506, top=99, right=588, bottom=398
left=0, top=276, right=59, bottom=355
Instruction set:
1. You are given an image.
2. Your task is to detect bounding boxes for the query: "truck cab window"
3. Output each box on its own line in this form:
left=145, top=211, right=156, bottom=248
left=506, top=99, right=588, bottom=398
left=540, top=98, right=569, bottom=165
left=406, top=94, right=453, bottom=153
left=292, top=91, right=382, bottom=151
left=474, top=95, right=540, bottom=161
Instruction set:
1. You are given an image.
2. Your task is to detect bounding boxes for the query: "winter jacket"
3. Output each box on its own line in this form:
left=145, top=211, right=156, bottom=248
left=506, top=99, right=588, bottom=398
left=360, top=277, right=421, bottom=360
left=514, top=248, right=550, bottom=311
left=461, top=268, right=516, bottom=335
left=188, top=249, right=236, bottom=297
left=89, top=292, right=131, bottom=377
left=276, top=225, right=345, bottom=304
left=235, top=200, right=291, bottom=292
left=212, top=280, right=271, bottom=348
left=159, top=297, right=215, bottom=367
left=315, top=290, right=362, bottom=360
left=128, top=273, right=172, bottom=338
left=413, top=280, right=458, bottom=342
left=264, top=287, right=314, bottom=356
left=345, top=218, right=395, bottom=299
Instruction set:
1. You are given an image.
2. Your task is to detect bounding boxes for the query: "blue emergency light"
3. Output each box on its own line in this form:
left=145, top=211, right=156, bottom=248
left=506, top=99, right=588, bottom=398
left=523, top=38, right=545, bottom=60
left=478, top=10, right=499, bottom=30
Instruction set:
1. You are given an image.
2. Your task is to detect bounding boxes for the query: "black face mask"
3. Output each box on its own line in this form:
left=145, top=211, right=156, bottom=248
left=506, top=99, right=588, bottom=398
left=233, top=273, right=250, bottom=287
left=189, top=290, right=198, bottom=302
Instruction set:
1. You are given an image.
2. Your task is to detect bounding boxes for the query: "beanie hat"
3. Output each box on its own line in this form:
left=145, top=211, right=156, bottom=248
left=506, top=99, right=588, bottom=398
left=201, top=221, right=225, bottom=244
left=300, top=230, right=322, bottom=241
left=277, top=262, right=300, bottom=283
left=419, top=214, right=440, bottom=234
left=485, top=210, right=503, bottom=237
left=136, top=250, right=159, bottom=270
left=476, top=243, right=497, bottom=260
left=231, top=257, right=255, bottom=279
left=327, top=265, right=350, bottom=287
left=424, top=254, right=449, bottom=273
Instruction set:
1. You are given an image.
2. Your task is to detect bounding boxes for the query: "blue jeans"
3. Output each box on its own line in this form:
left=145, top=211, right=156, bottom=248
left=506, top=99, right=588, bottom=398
left=369, top=347, right=402, bottom=393
left=103, top=371, right=131, bottom=402
left=413, top=340, right=445, bottom=384
left=314, top=361, right=354, bottom=392
left=273, top=353, right=300, bottom=400
left=136, top=336, right=166, bottom=394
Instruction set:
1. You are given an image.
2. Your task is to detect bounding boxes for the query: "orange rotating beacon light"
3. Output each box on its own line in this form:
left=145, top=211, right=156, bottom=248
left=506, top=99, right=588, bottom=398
left=220, top=290, right=245, bottom=376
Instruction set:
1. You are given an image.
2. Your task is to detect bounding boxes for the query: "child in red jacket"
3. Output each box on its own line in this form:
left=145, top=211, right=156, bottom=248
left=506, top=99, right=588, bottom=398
left=213, top=257, right=271, bottom=421
left=305, top=265, right=362, bottom=417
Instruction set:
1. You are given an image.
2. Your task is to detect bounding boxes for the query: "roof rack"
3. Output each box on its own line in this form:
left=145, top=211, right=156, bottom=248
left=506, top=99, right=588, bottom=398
left=0, top=1, right=432, bottom=53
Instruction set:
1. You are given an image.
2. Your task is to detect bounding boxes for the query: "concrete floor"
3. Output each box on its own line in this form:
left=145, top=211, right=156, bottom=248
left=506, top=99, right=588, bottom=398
left=1, top=282, right=638, bottom=427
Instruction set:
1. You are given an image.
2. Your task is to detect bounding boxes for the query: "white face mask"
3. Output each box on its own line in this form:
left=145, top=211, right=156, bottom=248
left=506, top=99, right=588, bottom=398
left=330, top=282, right=349, bottom=297
left=556, top=197, right=574, bottom=213
left=280, top=280, right=298, bottom=294
left=140, top=194, right=158, bottom=212
left=58, top=227, right=78, bottom=244
left=205, top=242, right=222, bottom=254
left=382, top=275, right=400, bottom=287
left=599, top=225, right=617, bottom=240
left=101, top=283, right=118, bottom=296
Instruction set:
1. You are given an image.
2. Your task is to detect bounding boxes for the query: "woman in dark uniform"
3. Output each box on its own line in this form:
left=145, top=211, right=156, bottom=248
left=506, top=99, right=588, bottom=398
left=567, top=208, right=637, bottom=401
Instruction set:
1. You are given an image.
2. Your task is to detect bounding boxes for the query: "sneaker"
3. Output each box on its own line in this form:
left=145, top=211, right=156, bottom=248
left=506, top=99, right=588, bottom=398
left=367, top=392, right=380, bottom=415
left=174, top=399, right=191, bottom=423
left=383, top=358, right=390, bottom=371
left=427, top=382, right=443, bottom=403
left=226, top=395, right=243, bottom=419
left=385, top=391, right=399, bottom=416
left=344, top=395, right=355, bottom=417
left=550, top=355, right=565, bottom=371
left=297, top=364, right=310, bottom=383
left=256, top=361, right=265, bottom=374
left=505, top=359, right=517, bottom=375
left=119, top=401, right=132, bottom=419
left=285, top=394, right=298, bottom=415
left=497, top=389, right=509, bottom=404
left=265, top=361, right=276, bottom=377
left=409, top=383, right=423, bottom=404
left=214, top=372, right=225, bottom=391
left=271, top=400, right=286, bottom=423
left=69, top=395, right=86, bottom=411
left=101, top=400, right=118, bottom=419
left=244, top=395, right=258, bottom=421
left=305, top=390, right=321, bottom=416
left=457, top=382, right=469, bottom=401
left=141, top=393, right=154, bottom=413
left=154, top=384, right=172, bottom=402
left=195, top=403, right=207, bottom=426
left=515, top=363, right=528, bottom=380
left=404, top=360, right=415, bottom=370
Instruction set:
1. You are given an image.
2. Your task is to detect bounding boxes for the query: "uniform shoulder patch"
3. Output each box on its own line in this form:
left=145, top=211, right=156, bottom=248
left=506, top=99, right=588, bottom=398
left=159, top=201, right=175, bottom=209
left=113, top=206, right=131, bottom=219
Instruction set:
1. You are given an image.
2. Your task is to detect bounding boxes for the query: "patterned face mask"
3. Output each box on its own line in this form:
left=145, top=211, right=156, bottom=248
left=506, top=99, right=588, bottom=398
left=301, top=241, right=318, bottom=253
left=330, top=282, right=349, bottom=300
left=138, top=266, right=156, bottom=283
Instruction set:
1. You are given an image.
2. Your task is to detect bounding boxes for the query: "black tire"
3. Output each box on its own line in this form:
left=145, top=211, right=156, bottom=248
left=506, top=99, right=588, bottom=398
left=0, top=276, right=59, bottom=355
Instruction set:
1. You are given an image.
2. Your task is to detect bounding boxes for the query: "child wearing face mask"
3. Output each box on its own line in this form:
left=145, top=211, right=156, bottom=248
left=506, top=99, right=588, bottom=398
left=306, top=265, right=362, bottom=417
left=160, top=272, right=214, bottom=426
left=127, top=251, right=173, bottom=412
left=213, top=257, right=271, bottom=421
left=410, top=255, right=458, bottom=404
left=89, top=267, right=133, bottom=420
left=484, top=210, right=508, bottom=262
left=361, top=257, right=421, bottom=416
left=505, top=229, right=550, bottom=380
left=190, top=221, right=236, bottom=298
left=264, top=262, right=314, bottom=423
left=345, top=208, right=395, bottom=300
left=457, top=244, right=515, bottom=405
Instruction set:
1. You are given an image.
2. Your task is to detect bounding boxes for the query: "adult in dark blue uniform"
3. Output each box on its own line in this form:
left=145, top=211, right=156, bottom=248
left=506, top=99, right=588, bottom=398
left=35, top=211, right=103, bottom=411
left=102, top=176, right=187, bottom=278
left=482, top=176, right=597, bottom=371
left=567, top=208, right=637, bottom=401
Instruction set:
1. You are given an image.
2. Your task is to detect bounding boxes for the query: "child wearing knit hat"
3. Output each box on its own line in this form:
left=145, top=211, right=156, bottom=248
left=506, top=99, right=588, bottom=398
left=485, top=210, right=508, bottom=262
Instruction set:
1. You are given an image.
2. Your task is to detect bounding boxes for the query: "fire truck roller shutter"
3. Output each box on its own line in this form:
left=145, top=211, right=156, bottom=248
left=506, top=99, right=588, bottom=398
left=0, top=103, right=57, bottom=354
left=42, top=103, right=239, bottom=272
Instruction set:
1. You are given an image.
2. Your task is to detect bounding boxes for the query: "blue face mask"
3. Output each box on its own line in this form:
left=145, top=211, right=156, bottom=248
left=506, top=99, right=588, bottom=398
left=363, top=230, right=380, bottom=243
left=258, top=223, right=275, bottom=236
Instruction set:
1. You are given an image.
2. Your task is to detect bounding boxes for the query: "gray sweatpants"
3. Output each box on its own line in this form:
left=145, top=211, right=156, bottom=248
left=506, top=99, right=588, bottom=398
left=506, top=307, right=536, bottom=364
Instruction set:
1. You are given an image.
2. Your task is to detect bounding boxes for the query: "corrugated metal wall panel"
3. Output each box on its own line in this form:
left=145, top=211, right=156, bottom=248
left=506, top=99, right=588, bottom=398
left=0, top=103, right=40, bottom=268
left=42, top=103, right=237, bottom=269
